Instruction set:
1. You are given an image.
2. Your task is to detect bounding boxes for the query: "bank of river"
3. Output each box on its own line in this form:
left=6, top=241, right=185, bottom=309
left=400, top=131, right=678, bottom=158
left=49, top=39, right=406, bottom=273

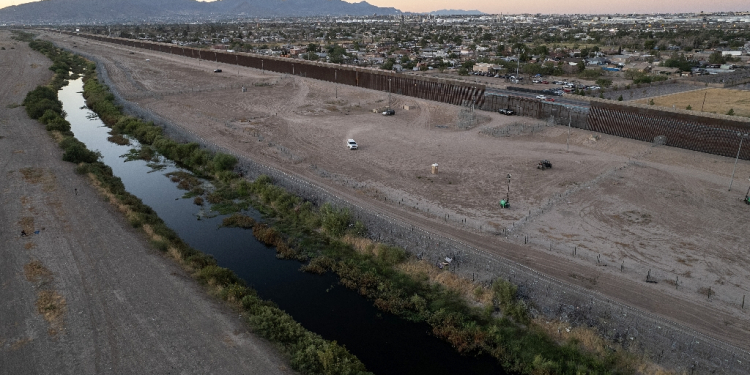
left=59, top=77, right=505, bottom=375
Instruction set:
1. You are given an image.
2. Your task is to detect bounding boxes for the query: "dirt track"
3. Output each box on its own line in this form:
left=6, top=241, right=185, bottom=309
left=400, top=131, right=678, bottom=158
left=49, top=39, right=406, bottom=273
left=0, top=32, right=293, bottom=375
left=38, top=31, right=750, bottom=359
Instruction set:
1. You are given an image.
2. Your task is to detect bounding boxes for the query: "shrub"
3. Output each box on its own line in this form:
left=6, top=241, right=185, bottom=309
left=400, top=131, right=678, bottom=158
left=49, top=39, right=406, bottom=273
left=212, top=152, right=238, bottom=172
left=595, top=78, right=612, bottom=88
left=23, top=86, right=63, bottom=119
left=60, top=137, right=99, bottom=163
left=320, top=203, right=350, bottom=237
left=39, top=109, right=71, bottom=132
left=196, top=265, right=243, bottom=287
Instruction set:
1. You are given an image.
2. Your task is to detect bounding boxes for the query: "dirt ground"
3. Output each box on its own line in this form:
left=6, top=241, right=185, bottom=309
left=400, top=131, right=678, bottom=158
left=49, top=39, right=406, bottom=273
left=40, top=32, right=750, bottom=353
left=634, top=87, right=750, bottom=117
left=0, top=31, right=294, bottom=374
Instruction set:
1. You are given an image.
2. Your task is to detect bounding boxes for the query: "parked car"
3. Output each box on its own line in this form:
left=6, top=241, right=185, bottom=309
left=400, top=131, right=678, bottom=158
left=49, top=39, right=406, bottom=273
left=541, top=80, right=549, bottom=84
left=382, top=109, right=395, bottom=116
left=535, top=95, right=547, bottom=100
left=347, top=139, right=358, bottom=150
left=498, top=108, right=516, bottom=115
left=545, top=97, right=555, bottom=102
left=213, top=69, right=222, bottom=73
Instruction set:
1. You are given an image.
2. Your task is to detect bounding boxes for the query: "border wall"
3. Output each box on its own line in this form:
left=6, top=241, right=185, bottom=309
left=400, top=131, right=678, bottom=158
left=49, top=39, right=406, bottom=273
left=588, top=101, right=750, bottom=160
left=65, top=32, right=485, bottom=108
left=481, top=94, right=590, bottom=127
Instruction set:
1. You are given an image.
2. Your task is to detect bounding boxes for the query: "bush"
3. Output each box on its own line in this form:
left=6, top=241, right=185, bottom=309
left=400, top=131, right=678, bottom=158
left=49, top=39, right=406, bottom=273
left=595, top=78, right=612, bottom=88
left=60, top=137, right=100, bottom=163
left=39, top=109, right=71, bottom=132
left=212, top=152, right=237, bottom=172
left=23, top=86, right=62, bottom=119
left=320, top=203, right=350, bottom=237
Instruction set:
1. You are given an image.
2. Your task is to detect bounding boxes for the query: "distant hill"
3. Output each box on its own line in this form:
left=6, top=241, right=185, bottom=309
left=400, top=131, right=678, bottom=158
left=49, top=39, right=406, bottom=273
left=427, top=9, right=486, bottom=16
left=0, top=0, right=402, bottom=25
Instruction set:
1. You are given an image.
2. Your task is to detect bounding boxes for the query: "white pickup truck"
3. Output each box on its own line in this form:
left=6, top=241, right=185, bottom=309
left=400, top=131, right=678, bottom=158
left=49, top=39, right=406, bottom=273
left=346, top=139, right=358, bottom=150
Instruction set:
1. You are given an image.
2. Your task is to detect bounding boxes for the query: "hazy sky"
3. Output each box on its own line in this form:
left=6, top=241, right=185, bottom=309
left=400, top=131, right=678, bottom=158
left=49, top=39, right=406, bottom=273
left=0, top=0, right=746, bottom=15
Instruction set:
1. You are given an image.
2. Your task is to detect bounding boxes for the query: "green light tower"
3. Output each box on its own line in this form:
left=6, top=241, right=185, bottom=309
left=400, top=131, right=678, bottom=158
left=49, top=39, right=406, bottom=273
left=500, top=173, right=511, bottom=208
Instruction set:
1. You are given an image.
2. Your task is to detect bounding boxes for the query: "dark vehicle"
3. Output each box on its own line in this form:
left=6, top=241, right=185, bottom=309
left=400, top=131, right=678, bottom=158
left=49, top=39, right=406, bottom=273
left=498, top=108, right=515, bottom=115
left=382, top=109, right=395, bottom=116
left=537, top=160, right=552, bottom=170
left=213, top=69, right=222, bottom=73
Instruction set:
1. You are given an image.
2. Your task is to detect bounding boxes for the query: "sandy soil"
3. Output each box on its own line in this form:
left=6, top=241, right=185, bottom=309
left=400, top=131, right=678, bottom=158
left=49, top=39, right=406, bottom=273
left=0, top=31, right=293, bottom=374
left=41, top=32, right=750, bottom=352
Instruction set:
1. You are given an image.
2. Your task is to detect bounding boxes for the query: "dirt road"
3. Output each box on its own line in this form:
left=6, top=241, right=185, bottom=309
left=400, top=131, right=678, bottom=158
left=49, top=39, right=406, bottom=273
left=0, top=31, right=293, bottom=375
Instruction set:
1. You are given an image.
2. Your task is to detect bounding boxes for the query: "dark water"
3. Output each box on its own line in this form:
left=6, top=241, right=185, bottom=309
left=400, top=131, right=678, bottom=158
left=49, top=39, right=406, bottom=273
left=59, top=78, right=506, bottom=375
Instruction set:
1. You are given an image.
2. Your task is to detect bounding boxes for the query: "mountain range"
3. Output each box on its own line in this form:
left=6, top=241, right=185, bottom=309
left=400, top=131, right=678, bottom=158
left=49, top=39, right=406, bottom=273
left=0, top=0, right=402, bottom=25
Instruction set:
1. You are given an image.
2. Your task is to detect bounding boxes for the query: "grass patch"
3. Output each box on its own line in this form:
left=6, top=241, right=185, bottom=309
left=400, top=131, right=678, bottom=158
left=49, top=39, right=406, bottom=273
left=23, top=260, right=53, bottom=283
left=634, top=88, right=750, bottom=117
left=107, top=132, right=130, bottom=145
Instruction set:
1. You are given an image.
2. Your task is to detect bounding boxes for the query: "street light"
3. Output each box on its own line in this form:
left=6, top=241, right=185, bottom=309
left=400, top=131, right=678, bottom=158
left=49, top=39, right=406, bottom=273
left=516, top=46, right=525, bottom=83
left=388, top=78, right=392, bottom=109
left=729, top=132, right=748, bottom=191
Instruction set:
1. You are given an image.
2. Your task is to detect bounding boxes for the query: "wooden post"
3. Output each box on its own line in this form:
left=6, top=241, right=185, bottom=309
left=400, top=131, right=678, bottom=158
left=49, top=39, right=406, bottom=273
left=647, top=269, right=651, bottom=282
left=742, top=295, right=745, bottom=309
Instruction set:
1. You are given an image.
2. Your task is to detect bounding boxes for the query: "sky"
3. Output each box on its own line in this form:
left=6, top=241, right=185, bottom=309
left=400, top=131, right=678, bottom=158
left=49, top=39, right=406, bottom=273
left=0, top=0, right=747, bottom=15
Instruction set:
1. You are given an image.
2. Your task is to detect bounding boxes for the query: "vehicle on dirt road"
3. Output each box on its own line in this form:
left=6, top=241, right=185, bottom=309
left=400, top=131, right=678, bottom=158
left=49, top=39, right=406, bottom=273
left=537, top=160, right=552, bottom=170
left=498, top=108, right=515, bottom=115
left=347, top=139, right=358, bottom=150
left=382, top=109, right=395, bottom=116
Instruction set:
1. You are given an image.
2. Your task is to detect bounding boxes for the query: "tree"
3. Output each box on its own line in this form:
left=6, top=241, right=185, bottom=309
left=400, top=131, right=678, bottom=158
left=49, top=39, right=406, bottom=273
left=595, top=78, right=612, bottom=88
left=617, top=95, right=623, bottom=101
left=727, top=108, right=735, bottom=116
left=709, top=51, right=726, bottom=65
left=644, top=39, right=657, bottom=50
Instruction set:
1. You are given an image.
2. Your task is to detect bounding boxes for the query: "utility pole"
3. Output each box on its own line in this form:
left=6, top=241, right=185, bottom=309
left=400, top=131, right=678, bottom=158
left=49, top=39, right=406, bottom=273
left=700, top=90, right=708, bottom=112
left=729, top=133, right=747, bottom=191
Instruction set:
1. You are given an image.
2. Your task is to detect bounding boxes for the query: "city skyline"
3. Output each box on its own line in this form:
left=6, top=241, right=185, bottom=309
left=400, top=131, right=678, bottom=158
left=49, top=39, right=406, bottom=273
left=0, top=0, right=747, bottom=15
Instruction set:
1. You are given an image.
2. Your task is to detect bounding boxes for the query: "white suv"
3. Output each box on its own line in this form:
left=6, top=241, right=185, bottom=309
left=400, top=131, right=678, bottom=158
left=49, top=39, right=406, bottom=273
left=347, top=139, right=358, bottom=150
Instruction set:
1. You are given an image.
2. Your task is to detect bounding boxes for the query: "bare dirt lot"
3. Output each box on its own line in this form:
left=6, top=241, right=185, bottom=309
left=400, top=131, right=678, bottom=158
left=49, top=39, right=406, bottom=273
left=0, top=31, right=293, bottom=375
left=41, top=32, right=750, bottom=355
